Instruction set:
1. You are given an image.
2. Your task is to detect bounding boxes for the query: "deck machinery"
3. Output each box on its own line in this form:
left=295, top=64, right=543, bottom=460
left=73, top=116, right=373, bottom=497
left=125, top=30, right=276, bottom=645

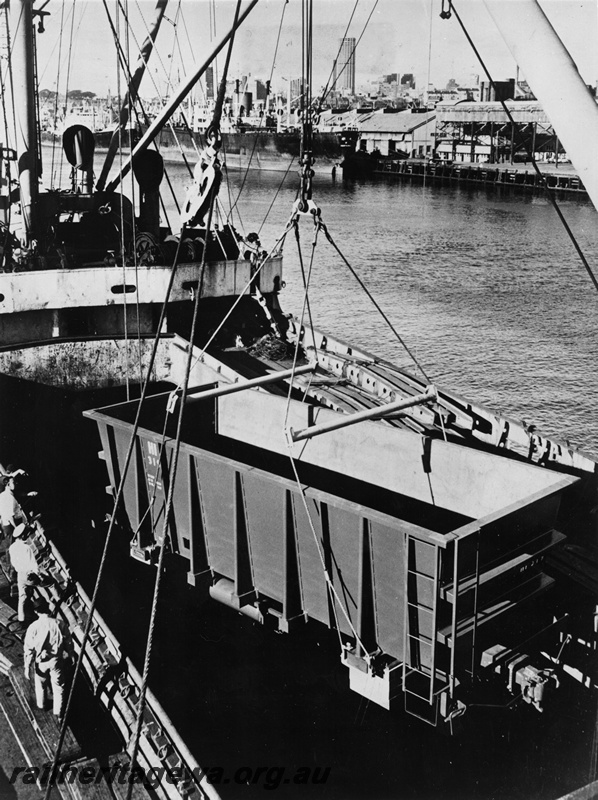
left=85, top=328, right=594, bottom=728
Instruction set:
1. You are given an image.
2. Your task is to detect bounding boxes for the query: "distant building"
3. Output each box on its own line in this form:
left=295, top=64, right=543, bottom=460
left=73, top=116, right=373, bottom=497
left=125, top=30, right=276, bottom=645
left=356, top=109, right=436, bottom=158
left=206, top=66, right=214, bottom=100
left=290, top=78, right=302, bottom=103
left=334, top=38, right=356, bottom=96
left=434, top=100, right=559, bottom=163
left=401, top=73, right=415, bottom=90
left=479, top=79, right=515, bottom=102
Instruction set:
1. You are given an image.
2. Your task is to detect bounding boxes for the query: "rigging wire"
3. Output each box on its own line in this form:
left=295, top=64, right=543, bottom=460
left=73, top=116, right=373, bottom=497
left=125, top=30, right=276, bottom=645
left=59, top=0, right=79, bottom=189
left=165, top=1, right=180, bottom=94
left=275, top=0, right=376, bottom=666
left=320, top=219, right=431, bottom=382
left=447, top=0, right=598, bottom=295
left=0, top=6, right=15, bottom=263
left=3, top=8, right=18, bottom=150
left=101, top=0, right=179, bottom=220
left=42, top=235, right=189, bottom=800
left=257, top=156, right=297, bottom=237
left=227, top=0, right=290, bottom=221
left=171, top=215, right=297, bottom=390
left=125, top=4, right=244, bottom=793
left=131, top=0, right=199, bottom=176
left=422, top=0, right=435, bottom=173
left=49, top=0, right=68, bottom=188
left=281, top=217, right=370, bottom=663
left=176, top=1, right=197, bottom=69
left=172, top=2, right=189, bottom=89
left=114, top=2, right=131, bottom=401
left=280, top=250, right=371, bottom=666
left=316, top=0, right=360, bottom=113
left=317, top=0, right=380, bottom=111
left=292, top=216, right=320, bottom=362
left=123, top=0, right=144, bottom=385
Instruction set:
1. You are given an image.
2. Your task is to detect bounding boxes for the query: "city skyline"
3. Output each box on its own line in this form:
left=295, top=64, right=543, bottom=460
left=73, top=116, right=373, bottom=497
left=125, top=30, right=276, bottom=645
left=34, top=1, right=597, bottom=100
left=333, top=37, right=356, bottom=96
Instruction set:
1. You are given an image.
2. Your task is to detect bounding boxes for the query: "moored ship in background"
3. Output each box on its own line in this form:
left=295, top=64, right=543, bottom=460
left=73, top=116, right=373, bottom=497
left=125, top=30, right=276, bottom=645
left=139, top=124, right=357, bottom=173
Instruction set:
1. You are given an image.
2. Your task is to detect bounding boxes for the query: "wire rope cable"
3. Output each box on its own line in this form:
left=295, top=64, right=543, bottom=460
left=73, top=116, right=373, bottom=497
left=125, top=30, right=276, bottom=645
left=49, top=0, right=68, bottom=188
left=320, top=218, right=430, bottom=381
left=114, top=2, right=131, bottom=401
left=317, top=0, right=379, bottom=110
left=43, top=233, right=188, bottom=800
left=0, top=6, right=15, bottom=265
left=170, top=211, right=298, bottom=394
left=122, top=0, right=144, bottom=385
left=125, top=5, right=244, bottom=793
left=100, top=0, right=181, bottom=221
left=227, top=0, right=290, bottom=220
left=315, top=0, right=360, bottom=113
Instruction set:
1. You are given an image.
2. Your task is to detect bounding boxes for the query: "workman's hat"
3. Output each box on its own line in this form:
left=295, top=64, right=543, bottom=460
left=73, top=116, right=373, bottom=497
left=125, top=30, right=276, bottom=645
left=32, top=597, right=50, bottom=615
left=12, top=523, right=27, bottom=538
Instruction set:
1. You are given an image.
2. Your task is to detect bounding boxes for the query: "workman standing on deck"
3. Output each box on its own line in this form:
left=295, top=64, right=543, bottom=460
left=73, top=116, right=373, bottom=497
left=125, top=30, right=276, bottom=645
left=8, top=522, right=40, bottom=622
left=0, top=475, right=26, bottom=538
left=24, top=597, right=73, bottom=718
left=0, top=464, right=26, bottom=480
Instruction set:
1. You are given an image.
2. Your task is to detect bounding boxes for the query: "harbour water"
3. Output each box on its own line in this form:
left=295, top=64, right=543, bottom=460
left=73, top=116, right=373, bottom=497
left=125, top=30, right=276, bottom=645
left=170, top=165, right=598, bottom=455
left=8, top=155, right=597, bottom=799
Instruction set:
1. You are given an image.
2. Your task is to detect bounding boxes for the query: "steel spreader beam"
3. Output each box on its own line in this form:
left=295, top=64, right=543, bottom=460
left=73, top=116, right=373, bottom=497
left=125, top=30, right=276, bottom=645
left=289, top=386, right=438, bottom=442
left=187, top=364, right=316, bottom=403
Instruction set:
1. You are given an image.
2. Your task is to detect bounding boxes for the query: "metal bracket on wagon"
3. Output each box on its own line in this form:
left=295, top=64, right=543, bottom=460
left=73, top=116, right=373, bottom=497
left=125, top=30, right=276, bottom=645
left=481, top=644, right=560, bottom=712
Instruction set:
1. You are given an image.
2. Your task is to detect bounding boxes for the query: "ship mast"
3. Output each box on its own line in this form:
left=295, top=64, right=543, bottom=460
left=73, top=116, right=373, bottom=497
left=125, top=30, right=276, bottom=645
left=298, top=0, right=314, bottom=212
left=9, top=0, right=39, bottom=243
left=95, top=0, right=168, bottom=193
left=106, top=0, right=260, bottom=194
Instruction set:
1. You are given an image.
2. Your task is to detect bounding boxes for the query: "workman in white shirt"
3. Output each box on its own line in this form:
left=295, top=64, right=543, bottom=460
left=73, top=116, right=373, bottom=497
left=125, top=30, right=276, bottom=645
left=8, top=523, right=39, bottom=622
left=24, top=597, right=73, bottom=717
left=0, top=476, right=26, bottom=538
left=0, top=463, right=26, bottom=480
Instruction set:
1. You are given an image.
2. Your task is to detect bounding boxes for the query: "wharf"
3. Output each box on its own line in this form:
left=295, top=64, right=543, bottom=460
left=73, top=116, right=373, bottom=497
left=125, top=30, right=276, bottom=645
left=366, top=158, right=587, bottom=196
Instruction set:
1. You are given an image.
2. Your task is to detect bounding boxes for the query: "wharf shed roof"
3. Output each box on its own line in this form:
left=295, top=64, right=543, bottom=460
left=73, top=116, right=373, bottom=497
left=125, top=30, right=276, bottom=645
left=436, top=101, right=550, bottom=124
left=356, top=109, right=436, bottom=134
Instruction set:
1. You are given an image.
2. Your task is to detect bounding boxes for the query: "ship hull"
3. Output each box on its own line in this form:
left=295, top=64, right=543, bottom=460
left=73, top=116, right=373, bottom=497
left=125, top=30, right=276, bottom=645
left=146, top=127, right=355, bottom=173
left=43, top=127, right=356, bottom=173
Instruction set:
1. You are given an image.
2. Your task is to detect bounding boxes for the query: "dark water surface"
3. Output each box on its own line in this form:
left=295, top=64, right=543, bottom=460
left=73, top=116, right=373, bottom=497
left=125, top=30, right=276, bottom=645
left=9, top=157, right=598, bottom=799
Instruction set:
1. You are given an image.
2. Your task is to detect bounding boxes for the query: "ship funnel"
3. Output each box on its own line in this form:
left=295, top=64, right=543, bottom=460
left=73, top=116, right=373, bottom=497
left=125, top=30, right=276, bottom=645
left=63, top=124, right=96, bottom=170
left=133, top=150, right=164, bottom=238
left=63, top=125, right=95, bottom=193
left=133, top=149, right=164, bottom=193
